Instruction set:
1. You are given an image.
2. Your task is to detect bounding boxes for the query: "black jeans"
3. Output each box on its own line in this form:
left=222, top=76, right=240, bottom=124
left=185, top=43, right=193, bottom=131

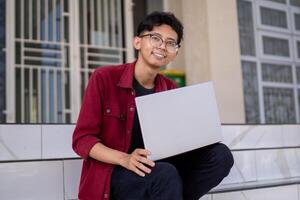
left=110, top=143, right=234, bottom=200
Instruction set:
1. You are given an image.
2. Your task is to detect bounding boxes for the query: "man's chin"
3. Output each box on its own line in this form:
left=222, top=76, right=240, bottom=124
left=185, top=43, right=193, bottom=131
left=149, top=60, right=168, bottom=69
left=150, top=63, right=165, bottom=70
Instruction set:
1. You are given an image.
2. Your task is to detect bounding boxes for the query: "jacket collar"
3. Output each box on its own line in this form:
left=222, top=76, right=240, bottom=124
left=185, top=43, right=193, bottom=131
left=117, top=61, right=136, bottom=89
left=117, top=60, right=168, bottom=92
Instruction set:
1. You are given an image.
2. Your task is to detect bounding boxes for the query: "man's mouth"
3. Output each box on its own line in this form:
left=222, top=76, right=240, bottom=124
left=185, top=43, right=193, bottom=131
left=152, top=51, right=166, bottom=59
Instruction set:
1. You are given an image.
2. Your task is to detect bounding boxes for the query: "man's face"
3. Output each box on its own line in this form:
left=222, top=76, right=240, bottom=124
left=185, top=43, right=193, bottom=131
left=134, top=24, right=179, bottom=69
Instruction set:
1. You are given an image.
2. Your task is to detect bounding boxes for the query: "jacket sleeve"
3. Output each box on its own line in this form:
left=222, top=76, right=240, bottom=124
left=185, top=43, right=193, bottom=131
left=72, top=71, right=103, bottom=159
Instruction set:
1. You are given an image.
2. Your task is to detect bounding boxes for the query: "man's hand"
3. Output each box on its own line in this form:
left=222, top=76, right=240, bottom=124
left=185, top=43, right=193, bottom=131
left=119, top=149, right=155, bottom=177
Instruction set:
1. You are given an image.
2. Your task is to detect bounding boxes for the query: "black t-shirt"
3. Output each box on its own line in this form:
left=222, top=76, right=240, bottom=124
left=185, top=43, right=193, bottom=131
left=128, top=78, right=155, bottom=153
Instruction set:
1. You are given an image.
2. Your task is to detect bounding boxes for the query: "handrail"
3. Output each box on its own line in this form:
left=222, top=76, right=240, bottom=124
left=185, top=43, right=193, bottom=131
left=231, top=145, right=300, bottom=151
left=210, top=177, right=300, bottom=194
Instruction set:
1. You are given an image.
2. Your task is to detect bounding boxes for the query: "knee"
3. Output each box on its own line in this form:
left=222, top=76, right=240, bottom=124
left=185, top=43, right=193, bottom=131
left=210, top=143, right=234, bottom=176
left=153, top=162, right=179, bottom=177
left=152, top=162, right=181, bottom=182
left=149, top=162, right=183, bottom=198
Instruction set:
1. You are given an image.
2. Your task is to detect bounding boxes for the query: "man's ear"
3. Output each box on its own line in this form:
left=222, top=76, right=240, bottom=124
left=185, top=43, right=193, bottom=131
left=133, top=36, right=141, bottom=50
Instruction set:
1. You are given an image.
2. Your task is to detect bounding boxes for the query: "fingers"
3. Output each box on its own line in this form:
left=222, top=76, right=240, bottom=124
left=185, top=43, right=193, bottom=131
left=133, top=149, right=155, bottom=167
left=133, top=167, right=146, bottom=177
left=137, top=156, right=155, bottom=167
left=133, top=159, right=151, bottom=174
left=126, top=157, right=150, bottom=177
left=134, top=149, right=151, bottom=157
left=128, top=149, right=155, bottom=177
left=131, top=160, right=148, bottom=177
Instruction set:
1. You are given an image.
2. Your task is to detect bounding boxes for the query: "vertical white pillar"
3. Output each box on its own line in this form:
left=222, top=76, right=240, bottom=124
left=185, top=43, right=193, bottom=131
left=5, top=0, right=16, bottom=122
left=124, top=0, right=135, bottom=62
left=69, top=0, right=81, bottom=123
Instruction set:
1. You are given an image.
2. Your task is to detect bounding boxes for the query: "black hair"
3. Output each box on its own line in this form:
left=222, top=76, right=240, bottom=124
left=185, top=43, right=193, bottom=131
left=136, top=11, right=184, bottom=45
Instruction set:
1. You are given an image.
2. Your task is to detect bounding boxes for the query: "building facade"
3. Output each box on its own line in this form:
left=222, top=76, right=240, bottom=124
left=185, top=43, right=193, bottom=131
left=239, top=0, right=300, bottom=124
left=0, top=0, right=299, bottom=124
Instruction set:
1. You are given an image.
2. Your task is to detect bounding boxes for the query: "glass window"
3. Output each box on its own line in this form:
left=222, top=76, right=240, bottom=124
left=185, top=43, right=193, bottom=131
left=261, top=63, right=293, bottom=83
left=15, top=0, right=20, bottom=38
left=296, top=41, right=300, bottom=59
left=79, top=0, right=125, bottom=100
left=265, top=0, right=286, bottom=4
left=242, top=61, right=260, bottom=123
left=296, top=67, right=300, bottom=84
left=238, top=0, right=256, bottom=56
left=268, top=0, right=286, bottom=4
left=298, top=90, right=300, bottom=119
left=294, top=13, right=300, bottom=31
left=262, top=36, right=290, bottom=57
left=7, top=0, right=130, bottom=123
left=264, top=87, right=296, bottom=123
left=15, top=68, right=21, bottom=122
left=260, top=7, right=287, bottom=28
left=13, top=0, right=71, bottom=123
left=290, top=0, right=299, bottom=6
left=80, top=0, right=124, bottom=47
left=147, top=0, right=163, bottom=13
left=0, top=0, right=5, bottom=122
left=238, top=0, right=300, bottom=123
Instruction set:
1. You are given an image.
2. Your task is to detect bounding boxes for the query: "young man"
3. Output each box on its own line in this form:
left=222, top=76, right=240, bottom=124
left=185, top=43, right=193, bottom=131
left=73, top=11, right=233, bottom=200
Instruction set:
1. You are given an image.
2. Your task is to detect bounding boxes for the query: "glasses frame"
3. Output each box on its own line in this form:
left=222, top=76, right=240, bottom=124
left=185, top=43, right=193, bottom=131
left=139, top=33, right=180, bottom=53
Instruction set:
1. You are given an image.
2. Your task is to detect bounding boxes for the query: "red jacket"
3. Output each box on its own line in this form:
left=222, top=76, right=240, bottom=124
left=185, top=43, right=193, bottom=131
left=72, top=61, right=177, bottom=200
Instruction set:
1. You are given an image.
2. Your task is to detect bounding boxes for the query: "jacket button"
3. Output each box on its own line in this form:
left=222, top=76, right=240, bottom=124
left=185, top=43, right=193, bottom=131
left=131, top=91, right=134, bottom=95
left=106, top=109, right=111, bottom=113
left=104, top=193, right=109, bottom=198
left=129, top=107, right=134, bottom=112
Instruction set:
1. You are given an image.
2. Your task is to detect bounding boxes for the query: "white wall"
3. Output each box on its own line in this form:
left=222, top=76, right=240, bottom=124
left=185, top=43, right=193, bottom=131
left=1, top=124, right=300, bottom=199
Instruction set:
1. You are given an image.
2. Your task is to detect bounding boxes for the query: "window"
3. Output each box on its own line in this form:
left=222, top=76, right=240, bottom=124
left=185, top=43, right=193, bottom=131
left=13, top=0, right=71, bottom=123
left=261, top=63, right=292, bottom=83
left=266, top=0, right=286, bottom=4
left=262, top=36, right=290, bottom=57
left=260, top=7, right=287, bottom=28
left=238, top=0, right=256, bottom=56
left=6, top=0, right=129, bottom=123
left=238, top=0, right=300, bottom=123
left=290, top=0, right=300, bottom=6
left=78, top=0, right=126, bottom=98
left=263, top=87, right=296, bottom=123
left=296, top=67, right=300, bottom=83
left=241, top=61, right=260, bottom=123
left=294, top=13, right=300, bottom=31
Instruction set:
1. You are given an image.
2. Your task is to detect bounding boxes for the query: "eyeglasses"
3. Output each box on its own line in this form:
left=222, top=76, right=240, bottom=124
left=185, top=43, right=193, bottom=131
left=139, top=33, right=180, bottom=53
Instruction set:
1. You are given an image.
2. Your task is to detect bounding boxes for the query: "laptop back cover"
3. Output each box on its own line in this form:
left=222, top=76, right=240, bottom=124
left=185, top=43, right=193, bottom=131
left=135, top=82, right=223, bottom=161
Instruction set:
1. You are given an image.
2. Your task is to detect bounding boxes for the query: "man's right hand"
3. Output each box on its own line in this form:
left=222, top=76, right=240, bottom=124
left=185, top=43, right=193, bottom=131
left=119, top=149, right=155, bottom=177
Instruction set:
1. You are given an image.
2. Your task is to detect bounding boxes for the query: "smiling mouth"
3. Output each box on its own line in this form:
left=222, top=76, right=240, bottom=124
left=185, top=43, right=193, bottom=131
left=152, top=52, right=166, bottom=59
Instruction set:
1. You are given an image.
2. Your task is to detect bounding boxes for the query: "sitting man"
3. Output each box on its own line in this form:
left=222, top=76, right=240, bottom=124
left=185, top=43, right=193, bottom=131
left=73, top=11, right=234, bottom=200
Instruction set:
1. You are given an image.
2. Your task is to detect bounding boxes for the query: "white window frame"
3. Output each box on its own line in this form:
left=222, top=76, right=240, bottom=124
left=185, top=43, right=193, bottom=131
left=239, top=0, right=300, bottom=123
left=5, top=0, right=134, bottom=123
left=258, top=31, right=293, bottom=62
left=260, top=59, right=294, bottom=87
left=5, top=0, right=15, bottom=122
left=256, top=0, right=291, bottom=34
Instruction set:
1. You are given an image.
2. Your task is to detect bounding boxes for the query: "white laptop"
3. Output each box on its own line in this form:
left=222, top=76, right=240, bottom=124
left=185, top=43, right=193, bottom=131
left=135, top=81, right=223, bottom=161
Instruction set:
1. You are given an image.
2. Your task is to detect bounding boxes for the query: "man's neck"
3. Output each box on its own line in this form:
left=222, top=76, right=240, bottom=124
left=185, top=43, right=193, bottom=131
left=134, top=60, right=160, bottom=89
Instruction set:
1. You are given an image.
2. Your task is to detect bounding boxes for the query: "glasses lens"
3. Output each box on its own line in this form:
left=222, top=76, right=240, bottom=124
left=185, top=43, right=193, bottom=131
left=148, top=34, right=178, bottom=53
left=150, top=35, right=163, bottom=47
left=165, top=41, right=178, bottom=53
